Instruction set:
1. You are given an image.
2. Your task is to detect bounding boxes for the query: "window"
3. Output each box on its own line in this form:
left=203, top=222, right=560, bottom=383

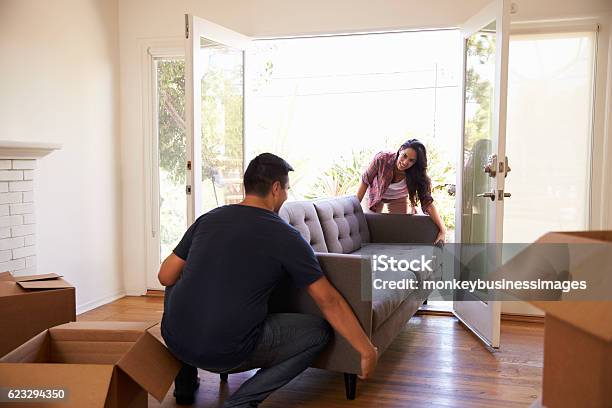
left=153, top=56, right=187, bottom=260
left=503, top=30, right=596, bottom=242
left=246, top=30, right=461, bottom=230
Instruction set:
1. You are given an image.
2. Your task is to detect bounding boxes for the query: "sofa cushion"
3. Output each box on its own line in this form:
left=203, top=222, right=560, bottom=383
left=371, top=268, right=417, bottom=330
left=279, top=201, right=328, bottom=253
left=313, top=196, right=370, bottom=254
left=355, top=243, right=441, bottom=330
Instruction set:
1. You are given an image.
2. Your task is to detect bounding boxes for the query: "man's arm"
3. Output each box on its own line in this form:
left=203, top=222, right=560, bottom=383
left=158, top=253, right=185, bottom=286
left=306, top=276, right=378, bottom=379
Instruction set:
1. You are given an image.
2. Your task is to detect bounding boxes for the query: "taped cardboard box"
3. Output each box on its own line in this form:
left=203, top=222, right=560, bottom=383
left=528, top=231, right=612, bottom=408
left=0, top=321, right=181, bottom=408
left=0, top=272, right=75, bottom=357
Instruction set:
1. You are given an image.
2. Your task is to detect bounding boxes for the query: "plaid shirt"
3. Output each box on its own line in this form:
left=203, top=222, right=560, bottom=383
left=361, top=151, right=434, bottom=213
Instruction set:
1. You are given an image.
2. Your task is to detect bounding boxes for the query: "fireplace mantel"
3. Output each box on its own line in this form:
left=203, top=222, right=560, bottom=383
left=0, top=141, right=62, bottom=159
left=0, top=141, right=61, bottom=276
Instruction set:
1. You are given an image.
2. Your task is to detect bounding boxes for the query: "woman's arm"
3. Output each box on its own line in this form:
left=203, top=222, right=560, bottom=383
left=356, top=181, right=368, bottom=203
left=424, top=203, right=446, bottom=245
left=357, top=153, right=382, bottom=203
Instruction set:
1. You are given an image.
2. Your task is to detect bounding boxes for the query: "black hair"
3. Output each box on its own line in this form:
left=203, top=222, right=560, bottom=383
left=397, top=139, right=432, bottom=208
left=243, top=153, right=294, bottom=197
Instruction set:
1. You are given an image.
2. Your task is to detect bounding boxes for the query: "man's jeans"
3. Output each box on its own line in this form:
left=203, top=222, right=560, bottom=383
left=175, top=313, right=332, bottom=408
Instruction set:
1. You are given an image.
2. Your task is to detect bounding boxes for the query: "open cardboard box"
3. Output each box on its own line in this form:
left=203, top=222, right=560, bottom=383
left=0, top=271, right=75, bottom=357
left=527, top=231, right=612, bottom=408
left=0, top=321, right=181, bottom=408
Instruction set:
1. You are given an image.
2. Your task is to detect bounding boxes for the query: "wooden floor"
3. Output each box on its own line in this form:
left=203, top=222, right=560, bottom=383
left=78, top=296, right=544, bottom=407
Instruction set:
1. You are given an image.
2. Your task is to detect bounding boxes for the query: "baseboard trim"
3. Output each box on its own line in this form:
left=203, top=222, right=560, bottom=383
left=501, top=313, right=544, bottom=324
left=76, top=290, right=126, bottom=315
left=416, top=309, right=453, bottom=317
left=417, top=309, right=544, bottom=324
left=145, top=290, right=164, bottom=297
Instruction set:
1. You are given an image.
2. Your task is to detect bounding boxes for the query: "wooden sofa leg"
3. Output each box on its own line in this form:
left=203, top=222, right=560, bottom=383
left=344, top=373, right=357, bottom=400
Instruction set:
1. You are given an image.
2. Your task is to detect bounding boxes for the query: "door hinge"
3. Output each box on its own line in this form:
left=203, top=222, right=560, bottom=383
left=184, top=14, right=189, bottom=39
left=186, top=185, right=192, bottom=195
left=187, top=160, right=192, bottom=170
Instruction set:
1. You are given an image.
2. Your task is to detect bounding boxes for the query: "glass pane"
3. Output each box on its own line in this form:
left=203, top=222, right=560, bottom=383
left=461, top=23, right=496, bottom=245
left=459, top=22, right=496, bottom=302
left=199, top=37, right=244, bottom=214
left=156, top=58, right=187, bottom=260
left=503, top=32, right=595, bottom=242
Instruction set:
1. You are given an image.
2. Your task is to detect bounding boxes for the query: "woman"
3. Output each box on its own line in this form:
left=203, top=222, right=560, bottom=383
left=356, top=139, right=446, bottom=245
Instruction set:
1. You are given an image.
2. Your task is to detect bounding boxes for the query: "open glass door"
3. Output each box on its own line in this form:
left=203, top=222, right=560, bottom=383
left=453, top=0, right=511, bottom=348
left=185, top=15, right=250, bottom=223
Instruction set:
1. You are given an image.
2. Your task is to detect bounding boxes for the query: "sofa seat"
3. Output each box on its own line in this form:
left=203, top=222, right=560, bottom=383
left=352, top=243, right=439, bottom=330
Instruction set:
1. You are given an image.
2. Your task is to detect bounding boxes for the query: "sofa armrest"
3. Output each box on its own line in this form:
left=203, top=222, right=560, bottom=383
left=365, top=213, right=439, bottom=244
left=267, top=252, right=373, bottom=374
left=268, top=253, right=373, bottom=336
left=315, top=252, right=373, bottom=337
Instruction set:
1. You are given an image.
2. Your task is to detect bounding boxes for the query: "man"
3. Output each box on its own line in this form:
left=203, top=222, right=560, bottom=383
left=159, top=153, right=378, bottom=407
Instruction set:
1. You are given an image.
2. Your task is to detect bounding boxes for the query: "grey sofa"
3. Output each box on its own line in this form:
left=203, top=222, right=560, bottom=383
left=270, top=195, right=440, bottom=399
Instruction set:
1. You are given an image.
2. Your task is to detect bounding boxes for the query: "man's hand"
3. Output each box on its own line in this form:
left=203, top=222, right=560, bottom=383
left=434, top=230, right=446, bottom=246
left=359, top=345, right=379, bottom=380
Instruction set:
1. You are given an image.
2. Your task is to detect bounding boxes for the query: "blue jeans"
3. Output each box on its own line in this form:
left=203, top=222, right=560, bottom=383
left=175, top=313, right=332, bottom=408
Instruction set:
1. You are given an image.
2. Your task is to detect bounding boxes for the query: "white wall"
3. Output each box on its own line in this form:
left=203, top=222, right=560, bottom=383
left=0, top=0, right=124, bottom=313
left=119, top=0, right=612, bottom=296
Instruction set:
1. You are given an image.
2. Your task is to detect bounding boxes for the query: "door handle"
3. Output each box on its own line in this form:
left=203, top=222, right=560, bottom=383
left=477, top=191, right=511, bottom=201
left=477, top=192, right=496, bottom=201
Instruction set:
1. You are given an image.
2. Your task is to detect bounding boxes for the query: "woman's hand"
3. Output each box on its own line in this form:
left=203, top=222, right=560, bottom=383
left=425, top=204, right=446, bottom=246
left=359, top=345, right=379, bottom=380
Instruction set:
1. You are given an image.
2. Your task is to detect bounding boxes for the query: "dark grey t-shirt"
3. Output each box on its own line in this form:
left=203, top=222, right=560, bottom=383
left=161, top=204, right=324, bottom=369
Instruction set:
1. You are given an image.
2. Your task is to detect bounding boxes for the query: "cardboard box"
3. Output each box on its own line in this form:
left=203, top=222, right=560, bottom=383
left=0, top=272, right=76, bottom=357
left=529, top=231, right=612, bottom=408
left=0, top=321, right=181, bottom=408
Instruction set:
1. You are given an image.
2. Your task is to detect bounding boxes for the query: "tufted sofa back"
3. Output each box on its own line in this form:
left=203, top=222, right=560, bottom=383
left=279, top=200, right=329, bottom=252
left=313, top=196, right=370, bottom=253
left=279, top=196, right=371, bottom=254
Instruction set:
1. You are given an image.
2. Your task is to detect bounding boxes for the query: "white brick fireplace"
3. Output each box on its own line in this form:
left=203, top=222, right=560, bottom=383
left=0, top=141, right=61, bottom=276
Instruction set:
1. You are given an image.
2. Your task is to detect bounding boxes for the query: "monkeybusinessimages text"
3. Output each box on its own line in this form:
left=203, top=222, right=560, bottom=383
left=371, top=255, right=587, bottom=293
